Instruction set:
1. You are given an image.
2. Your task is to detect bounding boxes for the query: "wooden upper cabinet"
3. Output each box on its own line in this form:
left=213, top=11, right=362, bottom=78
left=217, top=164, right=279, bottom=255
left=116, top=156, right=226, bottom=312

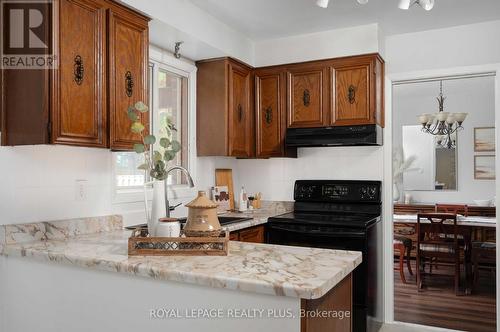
left=108, top=6, right=149, bottom=150
left=196, top=53, right=384, bottom=158
left=255, top=70, right=283, bottom=158
left=331, top=54, right=384, bottom=127
left=287, top=65, right=329, bottom=128
left=228, top=61, right=253, bottom=157
left=0, top=0, right=149, bottom=149
left=52, top=0, right=106, bottom=147
left=197, top=58, right=254, bottom=158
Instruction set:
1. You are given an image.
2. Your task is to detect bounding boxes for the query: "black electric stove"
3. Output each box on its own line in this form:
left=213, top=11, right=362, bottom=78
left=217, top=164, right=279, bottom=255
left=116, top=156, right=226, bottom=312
left=266, top=180, right=382, bottom=332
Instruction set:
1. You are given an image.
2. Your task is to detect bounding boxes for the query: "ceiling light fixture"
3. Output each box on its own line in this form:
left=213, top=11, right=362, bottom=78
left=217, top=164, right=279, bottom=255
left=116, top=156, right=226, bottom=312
left=399, top=0, right=435, bottom=11
left=417, top=81, right=467, bottom=149
left=356, top=0, right=369, bottom=4
left=316, top=0, right=329, bottom=8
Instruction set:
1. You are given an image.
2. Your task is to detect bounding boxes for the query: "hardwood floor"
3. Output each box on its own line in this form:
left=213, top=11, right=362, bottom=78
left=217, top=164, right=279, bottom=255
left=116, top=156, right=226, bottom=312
left=394, top=260, right=496, bottom=332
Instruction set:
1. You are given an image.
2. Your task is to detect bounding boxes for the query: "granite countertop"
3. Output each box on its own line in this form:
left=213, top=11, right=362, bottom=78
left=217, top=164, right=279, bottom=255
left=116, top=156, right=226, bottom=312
left=0, top=204, right=362, bottom=300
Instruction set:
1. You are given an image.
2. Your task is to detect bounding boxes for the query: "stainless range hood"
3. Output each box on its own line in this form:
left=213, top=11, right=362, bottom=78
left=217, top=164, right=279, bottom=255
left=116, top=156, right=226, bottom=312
left=285, top=124, right=383, bottom=147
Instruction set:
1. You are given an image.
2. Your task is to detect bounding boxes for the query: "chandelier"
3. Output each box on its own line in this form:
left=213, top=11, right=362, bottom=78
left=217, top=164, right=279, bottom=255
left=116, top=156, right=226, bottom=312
left=417, top=81, right=467, bottom=149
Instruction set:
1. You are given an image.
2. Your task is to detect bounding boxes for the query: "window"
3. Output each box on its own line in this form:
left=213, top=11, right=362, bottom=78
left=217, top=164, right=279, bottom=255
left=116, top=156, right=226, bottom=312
left=154, top=68, right=188, bottom=185
left=113, top=46, right=196, bottom=201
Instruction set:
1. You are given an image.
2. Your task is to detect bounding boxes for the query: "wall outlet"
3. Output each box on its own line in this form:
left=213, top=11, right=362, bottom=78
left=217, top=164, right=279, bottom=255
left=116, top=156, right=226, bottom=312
left=75, top=180, right=88, bottom=201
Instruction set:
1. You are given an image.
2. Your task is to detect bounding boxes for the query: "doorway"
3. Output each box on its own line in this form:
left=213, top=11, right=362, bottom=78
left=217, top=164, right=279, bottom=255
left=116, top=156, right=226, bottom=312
left=384, top=69, right=499, bottom=332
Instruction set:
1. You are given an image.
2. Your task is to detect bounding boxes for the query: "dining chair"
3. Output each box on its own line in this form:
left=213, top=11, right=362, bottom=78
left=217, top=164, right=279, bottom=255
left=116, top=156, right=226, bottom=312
left=472, top=242, right=496, bottom=290
left=433, top=204, right=469, bottom=273
left=417, top=213, right=463, bottom=295
left=435, top=204, right=469, bottom=217
left=394, top=235, right=413, bottom=284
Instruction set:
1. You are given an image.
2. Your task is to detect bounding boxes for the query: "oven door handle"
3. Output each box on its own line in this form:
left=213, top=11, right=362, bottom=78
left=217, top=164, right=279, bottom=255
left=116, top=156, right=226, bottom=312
left=267, top=225, right=365, bottom=238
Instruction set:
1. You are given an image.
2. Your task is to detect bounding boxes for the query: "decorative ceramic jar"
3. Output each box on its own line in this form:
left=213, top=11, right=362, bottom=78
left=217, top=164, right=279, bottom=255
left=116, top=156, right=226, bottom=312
left=184, top=191, right=221, bottom=237
left=156, top=218, right=181, bottom=238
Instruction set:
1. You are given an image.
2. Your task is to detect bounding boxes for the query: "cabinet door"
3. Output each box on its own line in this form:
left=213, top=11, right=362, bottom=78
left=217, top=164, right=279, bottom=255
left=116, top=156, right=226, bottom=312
left=332, top=63, right=371, bottom=126
left=238, top=226, right=265, bottom=243
left=287, top=67, right=328, bottom=128
left=228, top=62, right=253, bottom=157
left=108, top=8, right=149, bottom=150
left=255, top=72, right=283, bottom=158
left=229, top=232, right=240, bottom=241
left=52, top=0, right=106, bottom=147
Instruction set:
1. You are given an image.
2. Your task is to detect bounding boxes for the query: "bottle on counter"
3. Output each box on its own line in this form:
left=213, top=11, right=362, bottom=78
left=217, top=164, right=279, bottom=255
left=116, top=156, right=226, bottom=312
left=238, top=186, right=248, bottom=212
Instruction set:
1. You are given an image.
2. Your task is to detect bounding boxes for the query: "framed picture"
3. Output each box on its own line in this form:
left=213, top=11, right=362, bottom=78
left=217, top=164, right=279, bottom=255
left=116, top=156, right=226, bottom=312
left=474, top=127, right=495, bottom=152
left=474, top=155, right=496, bottom=180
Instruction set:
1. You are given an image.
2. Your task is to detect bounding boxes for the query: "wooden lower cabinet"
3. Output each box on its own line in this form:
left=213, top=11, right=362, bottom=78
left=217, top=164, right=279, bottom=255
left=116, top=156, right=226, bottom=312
left=301, top=273, right=352, bottom=332
left=230, top=225, right=265, bottom=243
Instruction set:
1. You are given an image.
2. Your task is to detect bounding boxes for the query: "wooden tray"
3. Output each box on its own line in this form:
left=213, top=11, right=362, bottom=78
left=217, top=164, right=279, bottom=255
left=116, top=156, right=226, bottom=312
left=128, top=228, right=229, bottom=256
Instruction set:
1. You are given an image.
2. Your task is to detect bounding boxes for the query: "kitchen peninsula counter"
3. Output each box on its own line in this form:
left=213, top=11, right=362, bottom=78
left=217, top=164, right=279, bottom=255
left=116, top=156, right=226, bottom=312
left=0, top=214, right=360, bottom=332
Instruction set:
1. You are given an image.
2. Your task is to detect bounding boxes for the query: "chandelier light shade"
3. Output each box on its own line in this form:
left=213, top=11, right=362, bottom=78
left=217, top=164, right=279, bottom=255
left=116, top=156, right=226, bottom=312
left=316, top=0, right=329, bottom=8
left=398, top=0, right=412, bottom=10
left=399, top=0, right=435, bottom=11
left=417, top=81, right=467, bottom=149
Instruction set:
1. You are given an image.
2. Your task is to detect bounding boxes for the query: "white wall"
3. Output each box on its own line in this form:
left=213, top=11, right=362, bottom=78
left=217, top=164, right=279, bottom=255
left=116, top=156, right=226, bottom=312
left=122, top=0, right=255, bottom=65
left=0, top=146, right=113, bottom=225
left=385, top=20, right=500, bottom=74
left=234, top=147, right=383, bottom=201
left=254, top=23, right=381, bottom=67
left=393, top=76, right=496, bottom=204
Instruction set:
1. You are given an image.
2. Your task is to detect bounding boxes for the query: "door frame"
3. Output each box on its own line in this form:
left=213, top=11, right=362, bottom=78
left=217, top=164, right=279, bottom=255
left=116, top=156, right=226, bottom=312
left=382, top=63, right=500, bottom=330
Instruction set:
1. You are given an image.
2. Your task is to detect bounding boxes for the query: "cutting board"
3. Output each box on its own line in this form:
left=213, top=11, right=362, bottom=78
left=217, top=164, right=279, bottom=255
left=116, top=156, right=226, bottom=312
left=215, top=169, right=234, bottom=210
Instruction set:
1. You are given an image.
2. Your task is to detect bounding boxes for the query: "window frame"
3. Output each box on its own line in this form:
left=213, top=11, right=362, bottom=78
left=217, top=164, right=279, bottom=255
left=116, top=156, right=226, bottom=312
left=112, top=45, right=198, bottom=204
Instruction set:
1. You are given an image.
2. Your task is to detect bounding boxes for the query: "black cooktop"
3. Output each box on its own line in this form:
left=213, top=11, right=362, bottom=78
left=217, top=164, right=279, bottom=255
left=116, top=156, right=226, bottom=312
left=268, top=212, right=380, bottom=229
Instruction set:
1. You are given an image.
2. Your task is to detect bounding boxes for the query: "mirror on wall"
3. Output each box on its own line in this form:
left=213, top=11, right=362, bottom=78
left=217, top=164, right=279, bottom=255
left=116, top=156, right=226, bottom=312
left=402, top=125, right=457, bottom=191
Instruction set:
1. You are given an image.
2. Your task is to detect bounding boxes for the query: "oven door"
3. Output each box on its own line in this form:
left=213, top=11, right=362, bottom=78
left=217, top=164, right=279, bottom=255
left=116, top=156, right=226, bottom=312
left=265, top=223, right=369, bottom=306
left=266, top=223, right=367, bottom=251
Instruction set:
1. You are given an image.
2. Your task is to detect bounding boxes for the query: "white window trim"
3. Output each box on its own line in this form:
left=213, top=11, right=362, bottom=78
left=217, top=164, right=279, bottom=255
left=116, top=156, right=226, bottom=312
left=112, top=45, right=198, bottom=204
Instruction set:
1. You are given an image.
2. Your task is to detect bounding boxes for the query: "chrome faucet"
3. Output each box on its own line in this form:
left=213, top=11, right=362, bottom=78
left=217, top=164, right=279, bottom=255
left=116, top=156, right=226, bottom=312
left=164, top=166, right=195, bottom=218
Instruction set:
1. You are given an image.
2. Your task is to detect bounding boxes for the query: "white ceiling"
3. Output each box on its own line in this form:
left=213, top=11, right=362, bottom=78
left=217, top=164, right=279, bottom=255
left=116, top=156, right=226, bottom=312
left=189, top=0, right=500, bottom=40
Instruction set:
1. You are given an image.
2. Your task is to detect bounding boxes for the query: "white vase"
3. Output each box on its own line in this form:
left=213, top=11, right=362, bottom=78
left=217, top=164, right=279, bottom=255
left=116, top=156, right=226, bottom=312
left=148, top=180, right=167, bottom=236
left=393, top=183, right=400, bottom=203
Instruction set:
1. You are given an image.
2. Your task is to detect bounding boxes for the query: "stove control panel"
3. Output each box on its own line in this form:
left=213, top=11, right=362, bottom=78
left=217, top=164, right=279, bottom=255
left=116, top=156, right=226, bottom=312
left=359, top=185, right=379, bottom=200
left=294, top=180, right=381, bottom=203
left=322, top=185, right=349, bottom=199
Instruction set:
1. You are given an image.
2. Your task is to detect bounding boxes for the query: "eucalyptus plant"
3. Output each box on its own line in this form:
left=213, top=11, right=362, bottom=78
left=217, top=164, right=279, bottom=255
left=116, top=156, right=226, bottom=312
left=128, top=101, right=182, bottom=181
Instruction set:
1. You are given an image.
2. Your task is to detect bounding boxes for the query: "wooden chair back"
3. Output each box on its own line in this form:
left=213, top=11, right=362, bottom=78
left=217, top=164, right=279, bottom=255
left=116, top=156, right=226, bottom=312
left=435, top=204, right=468, bottom=217
left=417, top=213, right=459, bottom=249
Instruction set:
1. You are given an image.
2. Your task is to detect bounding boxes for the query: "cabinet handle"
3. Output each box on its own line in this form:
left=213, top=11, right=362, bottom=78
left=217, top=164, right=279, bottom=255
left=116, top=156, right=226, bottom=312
left=303, top=89, right=311, bottom=107
left=264, top=107, right=273, bottom=125
left=348, top=85, right=356, bottom=104
left=74, top=55, right=84, bottom=85
left=237, top=104, right=244, bottom=122
left=125, top=71, right=134, bottom=97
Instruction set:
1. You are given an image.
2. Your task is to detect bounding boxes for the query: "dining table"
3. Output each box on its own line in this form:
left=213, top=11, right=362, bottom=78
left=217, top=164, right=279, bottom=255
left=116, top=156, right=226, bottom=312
left=393, top=213, right=496, bottom=294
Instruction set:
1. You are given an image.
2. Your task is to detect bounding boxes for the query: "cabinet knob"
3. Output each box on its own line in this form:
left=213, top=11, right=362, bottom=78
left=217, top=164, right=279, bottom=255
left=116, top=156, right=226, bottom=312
left=303, top=89, right=311, bottom=107
left=125, top=71, right=134, bottom=97
left=264, top=107, right=273, bottom=125
left=348, top=85, right=356, bottom=104
left=74, top=55, right=84, bottom=85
